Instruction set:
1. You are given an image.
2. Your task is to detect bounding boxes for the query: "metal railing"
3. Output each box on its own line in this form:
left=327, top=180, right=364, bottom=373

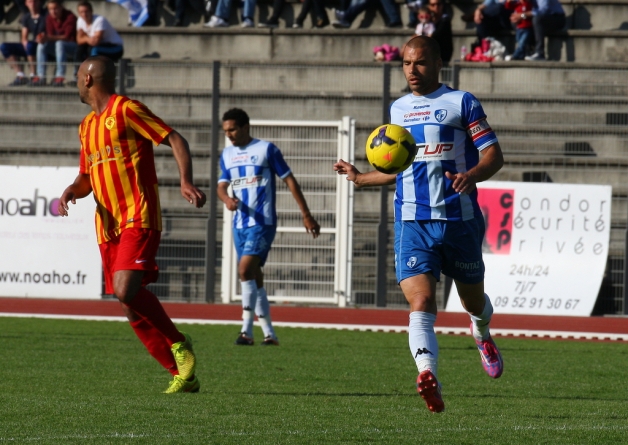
left=1, top=59, right=627, bottom=313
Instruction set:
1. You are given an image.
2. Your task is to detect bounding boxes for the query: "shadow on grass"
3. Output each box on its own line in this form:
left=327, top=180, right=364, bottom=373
left=226, top=391, right=415, bottom=397
left=454, top=393, right=622, bottom=402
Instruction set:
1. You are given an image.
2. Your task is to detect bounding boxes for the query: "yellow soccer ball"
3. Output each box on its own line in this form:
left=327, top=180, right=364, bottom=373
left=365, top=124, right=418, bottom=174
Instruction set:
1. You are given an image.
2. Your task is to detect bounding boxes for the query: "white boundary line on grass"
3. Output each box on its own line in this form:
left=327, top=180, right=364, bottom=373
left=2, top=312, right=628, bottom=341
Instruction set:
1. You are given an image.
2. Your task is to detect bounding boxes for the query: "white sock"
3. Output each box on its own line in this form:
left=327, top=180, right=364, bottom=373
left=240, top=280, right=258, bottom=337
left=469, top=293, right=493, bottom=341
left=255, top=287, right=276, bottom=339
left=409, top=311, right=439, bottom=378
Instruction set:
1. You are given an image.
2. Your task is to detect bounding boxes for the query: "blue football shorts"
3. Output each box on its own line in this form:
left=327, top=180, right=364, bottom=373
left=394, top=215, right=485, bottom=285
left=233, top=224, right=277, bottom=266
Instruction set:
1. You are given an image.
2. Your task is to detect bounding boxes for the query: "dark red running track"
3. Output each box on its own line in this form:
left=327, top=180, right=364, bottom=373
left=2, top=297, right=628, bottom=340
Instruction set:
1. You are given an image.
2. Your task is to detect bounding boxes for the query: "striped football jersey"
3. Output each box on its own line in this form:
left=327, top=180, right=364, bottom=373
left=390, top=84, right=498, bottom=222
left=219, top=139, right=291, bottom=228
left=78, top=94, right=172, bottom=243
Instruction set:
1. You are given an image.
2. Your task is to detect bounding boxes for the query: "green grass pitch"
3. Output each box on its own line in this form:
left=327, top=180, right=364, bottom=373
left=2, top=317, right=627, bottom=444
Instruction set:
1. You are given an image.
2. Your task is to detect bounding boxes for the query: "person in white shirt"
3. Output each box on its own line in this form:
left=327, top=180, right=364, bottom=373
left=75, top=1, right=123, bottom=63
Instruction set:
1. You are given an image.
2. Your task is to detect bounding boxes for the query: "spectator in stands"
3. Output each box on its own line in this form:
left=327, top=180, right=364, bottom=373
left=172, top=0, right=196, bottom=26
left=34, top=0, right=76, bottom=86
left=0, top=0, right=46, bottom=86
left=75, top=1, right=124, bottom=63
left=473, top=0, right=510, bottom=40
left=414, top=6, right=434, bottom=36
left=405, top=0, right=424, bottom=29
left=504, top=0, right=533, bottom=60
left=144, top=0, right=159, bottom=26
left=525, top=0, right=565, bottom=61
left=204, top=0, right=256, bottom=27
left=332, top=0, right=402, bottom=29
left=257, top=0, right=329, bottom=28
left=427, top=0, right=452, bottom=64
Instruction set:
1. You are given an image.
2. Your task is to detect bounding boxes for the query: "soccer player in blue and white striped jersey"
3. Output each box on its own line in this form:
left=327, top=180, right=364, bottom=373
left=334, top=36, right=504, bottom=413
left=218, top=108, right=320, bottom=346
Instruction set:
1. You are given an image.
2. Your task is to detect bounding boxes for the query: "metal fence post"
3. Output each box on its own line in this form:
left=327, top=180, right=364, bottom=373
left=376, top=63, right=392, bottom=308
left=205, top=60, right=220, bottom=303
left=117, top=58, right=129, bottom=96
left=624, top=205, right=628, bottom=314
left=452, top=61, right=460, bottom=90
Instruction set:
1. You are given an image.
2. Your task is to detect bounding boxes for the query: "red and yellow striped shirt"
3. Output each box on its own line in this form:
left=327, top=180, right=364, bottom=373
left=78, top=94, right=173, bottom=244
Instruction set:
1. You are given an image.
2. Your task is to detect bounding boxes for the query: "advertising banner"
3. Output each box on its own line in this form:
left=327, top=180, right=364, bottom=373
left=446, top=181, right=612, bottom=316
left=0, top=166, right=101, bottom=299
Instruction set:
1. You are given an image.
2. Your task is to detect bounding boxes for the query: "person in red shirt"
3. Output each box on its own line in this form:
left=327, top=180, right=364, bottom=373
left=505, top=0, right=533, bottom=60
left=34, top=0, right=76, bottom=86
left=59, top=55, right=207, bottom=394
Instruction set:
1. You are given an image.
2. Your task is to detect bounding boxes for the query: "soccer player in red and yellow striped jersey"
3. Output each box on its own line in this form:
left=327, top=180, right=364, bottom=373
left=58, top=56, right=206, bottom=394
left=78, top=94, right=169, bottom=244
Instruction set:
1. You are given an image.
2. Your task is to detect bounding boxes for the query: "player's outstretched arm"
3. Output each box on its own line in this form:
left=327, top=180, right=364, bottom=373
left=58, top=173, right=92, bottom=217
left=445, top=142, right=504, bottom=194
left=163, top=130, right=207, bottom=208
left=333, top=159, right=396, bottom=188
left=283, top=174, right=320, bottom=239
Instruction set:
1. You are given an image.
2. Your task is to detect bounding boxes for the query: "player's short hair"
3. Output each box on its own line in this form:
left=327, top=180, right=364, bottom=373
left=77, top=1, right=93, bottom=11
left=47, top=0, right=64, bottom=6
left=402, top=35, right=441, bottom=62
left=222, top=108, right=250, bottom=127
left=84, top=55, right=117, bottom=89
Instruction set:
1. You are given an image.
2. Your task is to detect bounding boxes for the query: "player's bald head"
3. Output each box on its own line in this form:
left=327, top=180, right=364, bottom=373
left=80, top=56, right=116, bottom=90
left=402, top=35, right=441, bottom=62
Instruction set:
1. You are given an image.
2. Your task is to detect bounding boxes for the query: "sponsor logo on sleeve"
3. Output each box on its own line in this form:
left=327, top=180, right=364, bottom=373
left=467, top=119, right=493, bottom=142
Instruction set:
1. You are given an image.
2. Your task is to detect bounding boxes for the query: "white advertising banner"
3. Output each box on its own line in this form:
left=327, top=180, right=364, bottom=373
left=446, top=181, right=611, bottom=316
left=0, top=166, right=101, bottom=299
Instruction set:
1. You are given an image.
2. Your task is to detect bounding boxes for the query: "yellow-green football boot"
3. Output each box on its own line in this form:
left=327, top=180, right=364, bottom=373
left=171, top=332, right=196, bottom=380
left=163, top=375, right=200, bottom=394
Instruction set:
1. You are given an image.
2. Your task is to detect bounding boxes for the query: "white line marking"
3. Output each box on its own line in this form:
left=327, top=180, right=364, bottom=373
left=1, top=312, right=627, bottom=341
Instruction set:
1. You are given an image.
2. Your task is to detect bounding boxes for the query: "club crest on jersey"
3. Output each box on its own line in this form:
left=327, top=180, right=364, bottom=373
left=434, top=109, right=447, bottom=123
left=105, top=116, right=116, bottom=130
left=406, top=256, right=417, bottom=268
left=250, top=155, right=258, bottom=163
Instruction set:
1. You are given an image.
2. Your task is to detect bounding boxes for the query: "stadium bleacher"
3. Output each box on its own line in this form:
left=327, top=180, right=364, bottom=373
left=0, top=0, right=627, bottom=61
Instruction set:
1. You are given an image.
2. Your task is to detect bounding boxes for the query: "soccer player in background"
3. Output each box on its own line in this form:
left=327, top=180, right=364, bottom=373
left=333, top=35, right=504, bottom=413
left=58, top=56, right=206, bottom=393
left=218, top=108, right=321, bottom=346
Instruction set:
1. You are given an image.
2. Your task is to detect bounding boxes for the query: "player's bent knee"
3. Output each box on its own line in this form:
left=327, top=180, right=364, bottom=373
left=113, top=285, right=138, bottom=304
